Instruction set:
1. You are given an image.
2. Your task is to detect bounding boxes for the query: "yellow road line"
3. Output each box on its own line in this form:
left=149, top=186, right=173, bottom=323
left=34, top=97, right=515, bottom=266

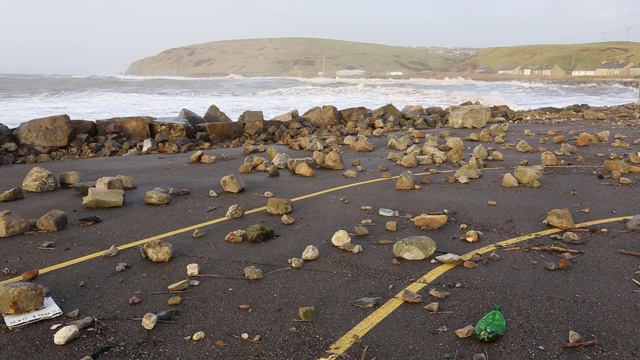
left=322, top=215, right=633, bottom=358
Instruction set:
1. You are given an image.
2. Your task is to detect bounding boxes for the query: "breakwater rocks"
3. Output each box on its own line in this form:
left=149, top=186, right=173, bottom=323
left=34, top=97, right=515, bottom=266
left=0, top=102, right=638, bottom=166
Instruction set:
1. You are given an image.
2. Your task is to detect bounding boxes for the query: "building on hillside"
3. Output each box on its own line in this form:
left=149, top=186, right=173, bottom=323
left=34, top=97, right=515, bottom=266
left=497, top=65, right=521, bottom=75
left=475, top=66, right=493, bottom=74
left=532, top=65, right=565, bottom=77
left=595, top=61, right=635, bottom=76
left=335, top=69, right=367, bottom=77
left=519, top=64, right=535, bottom=76
left=386, top=70, right=407, bottom=76
left=629, top=63, right=640, bottom=77
left=571, top=66, right=596, bottom=76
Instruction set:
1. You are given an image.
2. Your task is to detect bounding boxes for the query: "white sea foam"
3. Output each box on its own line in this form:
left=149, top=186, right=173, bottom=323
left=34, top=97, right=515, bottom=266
left=0, top=74, right=637, bottom=128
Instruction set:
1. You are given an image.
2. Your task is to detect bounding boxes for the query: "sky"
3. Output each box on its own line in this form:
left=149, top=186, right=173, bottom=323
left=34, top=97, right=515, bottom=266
left=1, top=0, right=638, bottom=75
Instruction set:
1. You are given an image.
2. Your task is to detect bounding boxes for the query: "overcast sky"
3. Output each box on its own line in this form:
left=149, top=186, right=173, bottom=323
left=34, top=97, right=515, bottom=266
left=1, top=0, right=637, bottom=75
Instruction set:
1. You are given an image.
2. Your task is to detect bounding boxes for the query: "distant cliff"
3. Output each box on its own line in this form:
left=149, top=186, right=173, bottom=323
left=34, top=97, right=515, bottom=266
left=125, top=37, right=457, bottom=77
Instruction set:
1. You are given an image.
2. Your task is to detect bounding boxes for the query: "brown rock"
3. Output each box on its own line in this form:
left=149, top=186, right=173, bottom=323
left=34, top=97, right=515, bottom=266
left=413, top=214, right=448, bottom=229
left=13, top=114, right=73, bottom=148
left=0, top=187, right=24, bottom=202
left=266, top=198, right=293, bottom=215
left=82, top=188, right=125, bottom=208
left=220, top=174, right=245, bottom=193
left=0, top=282, right=46, bottom=315
left=546, top=208, right=575, bottom=230
left=0, top=210, right=31, bottom=237
left=36, top=209, right=68, bottom=232
left=142, top=239, right=173, bottom=262
left=95, top=116, right=152, bottom=142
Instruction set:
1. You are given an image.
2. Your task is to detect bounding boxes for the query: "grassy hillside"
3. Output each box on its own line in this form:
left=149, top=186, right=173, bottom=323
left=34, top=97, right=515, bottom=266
left=125, top=37, right=457, bottom=77
left=459, top=41, right=640, bottom=72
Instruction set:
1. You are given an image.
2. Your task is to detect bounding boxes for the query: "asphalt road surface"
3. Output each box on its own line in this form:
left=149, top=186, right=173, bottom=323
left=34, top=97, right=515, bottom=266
left=1, top=120, right=640, bottom=359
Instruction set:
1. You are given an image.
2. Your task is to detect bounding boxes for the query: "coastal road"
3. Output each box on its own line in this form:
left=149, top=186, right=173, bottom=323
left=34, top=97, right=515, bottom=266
left=1, top=121, right=640, bottom=359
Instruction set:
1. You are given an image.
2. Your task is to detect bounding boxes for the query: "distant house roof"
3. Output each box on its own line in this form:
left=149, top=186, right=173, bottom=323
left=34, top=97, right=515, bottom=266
left=499, top=65, right=520, bottom=71
left=597, top=61, right=633, bottom=69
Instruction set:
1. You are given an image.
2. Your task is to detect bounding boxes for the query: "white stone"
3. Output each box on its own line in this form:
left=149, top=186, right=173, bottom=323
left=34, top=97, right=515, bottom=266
left=186, top=263, right=199, bottom=276
left=53, top=325, right=79, bottom=345
left=302, top=245, right=319, bottom=260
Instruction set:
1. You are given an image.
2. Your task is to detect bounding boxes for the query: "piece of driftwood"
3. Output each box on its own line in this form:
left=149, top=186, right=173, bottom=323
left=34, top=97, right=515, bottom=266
left=618, top=249, right=640, bottom=258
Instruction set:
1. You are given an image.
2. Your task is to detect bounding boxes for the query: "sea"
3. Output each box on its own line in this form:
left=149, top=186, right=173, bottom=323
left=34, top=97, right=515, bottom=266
left=1, top=73, right=639, bottom=129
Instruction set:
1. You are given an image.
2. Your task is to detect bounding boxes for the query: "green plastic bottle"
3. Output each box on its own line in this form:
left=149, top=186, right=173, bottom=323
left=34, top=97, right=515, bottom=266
left=474, top=306, right=506, bottom=341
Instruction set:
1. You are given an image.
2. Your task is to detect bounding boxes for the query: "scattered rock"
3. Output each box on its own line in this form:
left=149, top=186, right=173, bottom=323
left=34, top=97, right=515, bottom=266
left=302, top=245, right=319, bottom=260
left=464, top=230, right=483, bottom=243
left=0, top=210, right=31, bottom=238
left=22, top=166, right=58, bottom=192
left=0, top=187, right=24, bottom=202
left=243, top=266, right=262, bottom=279
left=626, top=215, right=640, bottom=232
left=428, top=289, right=450, bottom=299
left=193, top=228, right=205, bottom=238
left=386, top=221, right=397, bottom=231
left=192, top=331, right=206, bottom=341
left=281, top=214, right=295, bottom=225
left=186, top=263, right=199, bottom=276
left=515, top=140, right=533, bottom=152
left=20, top=269, right=39, bottom=282
left=0, top=282, right=46, bottom=315
left=541, top=151, right=558, bottom=166
left=448, top=105, right=490, bottom=129
left=245, top=224, right=276, bottom=242
left=412, top=214, right=448, bottom=229
left=53, top=325, right=80, bottom=345
left=298, top=306, right=315, bottom=321
left=395, top=170, right=416, bottom=190
left=562, top=232, right=580, bottom=243
left=424, top=302, right=439, bottom=313
left=400, top=289, right=423, bottom=303
left=569, top=330, right=583, bottom=344
left=225, top=230, right=245, bottom=243
left=167, top=280, right=189, bottom=292
left=36, top=209, right=68, bottom=232
left=220, top=174, right=245, bottom=193
left=95, top=176, right=124, bottom=190
left=103, top=245, right=119, bottom=257
left=145, top=189, right=171, bottom=205
left=167, top=296, right=182, bottom=306
left=266, top=198, right=293, bottom=215
left=82, top=188, right=125, bottom=208
left=142, top=239, right=173, bottom=262
left=353, top=297, right=381, bottom=308
left=289, top=258, right=304, bottom=268
left=501, top=173, right=519, bottom=188
left=226, top=204, right=245, bottom=219
left=353, top=224, right=369, bottom=237
left=294, top=162, right=315, bottom=177
left=331, top=230, right=352, bottom=247
left=546, top=208, right=575, bottom=230
left=142, top=313, right=157, bottom=330
left=513, top=165, right=543, bottom=186
left=393, top=236, right=436, bottom=260
left=435, top=253, right=462, bottom=264
left=455, top=325, right=475, bottom=339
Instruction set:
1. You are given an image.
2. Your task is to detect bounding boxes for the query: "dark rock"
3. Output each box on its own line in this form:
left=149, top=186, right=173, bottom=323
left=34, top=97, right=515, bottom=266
left=245, top=224, right=276, bottom=242
left=196, top=122, right=244, bottom=142
left=371, top=104, right=402, bottom=123
left=13, top=114, right=73, bottom=148
left=95, top=117, right=152, bottom=142
left=71, top=119, right=97, bottom=137
left=203, top=104, right=232, bottom=123
left=36, top=209, right=68, bottom=231
left=178, top=108, right=206, bottom=127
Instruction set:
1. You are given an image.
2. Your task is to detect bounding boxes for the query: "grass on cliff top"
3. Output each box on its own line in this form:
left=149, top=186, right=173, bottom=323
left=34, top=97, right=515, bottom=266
left=127, top=37, right=457, bottom=77
left=472, top=41, right=640, bottom=70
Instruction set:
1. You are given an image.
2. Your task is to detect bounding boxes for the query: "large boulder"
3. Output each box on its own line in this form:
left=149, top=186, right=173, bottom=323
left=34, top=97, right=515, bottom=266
left=95, top=117, right=152, bottom=142
left=196, top=122, right=244, bottom=142
left=13, top=114, right=73, bottom=147
left=22, top=166, right=58, bottom=192
left=239, top=111, right=264, bottom=136
left=371, top=104, right=402, bottom=123
left=0, top=123, right=11, bottom=145
left=151, top=117, right=194, bottom=140
left=203, top=104, right=232, bottom=123
left=70, top=120, right=97, bottom=137
left=340, top=107, right=368, bottom=123
left=302, top=106, right=341, bottom=128
left=178, top=108, right=206, bottom=127
left=36, top=209, right=68, bottom=232
left=0, top=188, right=24, bottom=202
left=448, top=105, right=490, bottom=129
